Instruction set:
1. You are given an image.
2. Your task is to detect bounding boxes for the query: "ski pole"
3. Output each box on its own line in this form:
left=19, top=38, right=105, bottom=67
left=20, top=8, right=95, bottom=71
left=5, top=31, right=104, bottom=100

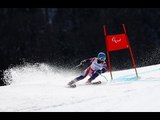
left=99, top=74, right=108, bottom=82
left=71, top=62, right=83, bottom=70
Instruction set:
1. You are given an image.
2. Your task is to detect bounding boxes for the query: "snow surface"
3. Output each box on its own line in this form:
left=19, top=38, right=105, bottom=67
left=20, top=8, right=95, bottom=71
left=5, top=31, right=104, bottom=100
left=1, top=63, right=160, bottom=112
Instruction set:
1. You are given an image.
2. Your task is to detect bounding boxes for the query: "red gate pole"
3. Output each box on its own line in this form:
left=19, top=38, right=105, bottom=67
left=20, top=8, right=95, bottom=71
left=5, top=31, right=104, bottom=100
left=128, top=47, right=139, bottom=78
left=122, top=24, right=138, bottom=78
left=103, top=25, right=113, bottom=80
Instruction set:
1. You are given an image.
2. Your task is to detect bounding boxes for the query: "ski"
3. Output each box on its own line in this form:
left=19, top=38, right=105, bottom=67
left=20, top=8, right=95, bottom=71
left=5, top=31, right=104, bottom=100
left=66, top=81, right=102, bottom=88
left=91, top=81, right=102, bottom=85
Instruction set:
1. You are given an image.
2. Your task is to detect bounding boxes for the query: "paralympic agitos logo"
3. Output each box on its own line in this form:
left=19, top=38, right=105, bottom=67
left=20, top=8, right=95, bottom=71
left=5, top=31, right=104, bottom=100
left=112, top=36, right=121, bottom=43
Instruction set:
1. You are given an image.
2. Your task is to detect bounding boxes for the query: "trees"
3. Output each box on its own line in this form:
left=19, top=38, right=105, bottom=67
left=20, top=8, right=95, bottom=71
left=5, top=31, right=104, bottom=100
left=0, top=8, right=159, bottom=75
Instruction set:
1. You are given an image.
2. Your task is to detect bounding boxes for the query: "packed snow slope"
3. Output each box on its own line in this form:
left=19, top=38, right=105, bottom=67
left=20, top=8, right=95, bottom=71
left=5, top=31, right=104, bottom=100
left=1, top=63, right=160, bottom=112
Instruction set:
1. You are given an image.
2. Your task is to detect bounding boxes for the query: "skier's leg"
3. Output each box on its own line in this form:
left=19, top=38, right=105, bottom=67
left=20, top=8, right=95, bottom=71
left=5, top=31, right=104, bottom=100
left=67, top=67, right=90, bottom=86
left=86, top=72, right=99, bottom=84
left=67, top=75, right=85, bottom=86
left=75, top=75, right=85, bottom=81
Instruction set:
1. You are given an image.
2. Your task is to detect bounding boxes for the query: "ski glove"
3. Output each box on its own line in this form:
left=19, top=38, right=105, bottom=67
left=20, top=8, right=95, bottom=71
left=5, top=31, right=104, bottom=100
left=96, top=70, right=102, bottom=75
left=80, top=60, right=86, bottom=65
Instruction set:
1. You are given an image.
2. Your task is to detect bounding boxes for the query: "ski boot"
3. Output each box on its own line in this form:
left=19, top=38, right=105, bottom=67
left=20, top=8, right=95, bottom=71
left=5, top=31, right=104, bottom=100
left=85, top=78, right=92, bottom=85
left=67, top=79, right=77, bottom=88
left=86, top=78, right=101, bottom=85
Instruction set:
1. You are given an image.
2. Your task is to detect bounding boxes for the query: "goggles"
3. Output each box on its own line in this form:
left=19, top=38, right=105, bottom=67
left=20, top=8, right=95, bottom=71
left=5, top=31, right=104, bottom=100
left=98, top=57, right=106, bottom=61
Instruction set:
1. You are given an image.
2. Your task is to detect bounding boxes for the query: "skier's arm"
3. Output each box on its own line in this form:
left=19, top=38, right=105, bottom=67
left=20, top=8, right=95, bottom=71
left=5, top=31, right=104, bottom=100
left=102, top=63, right=107, bottom=73
left=96, top=68, right=106, bottom=75
left=101, top=67, right=107, bottom=73
left=80, top=58, right=95, bottom=64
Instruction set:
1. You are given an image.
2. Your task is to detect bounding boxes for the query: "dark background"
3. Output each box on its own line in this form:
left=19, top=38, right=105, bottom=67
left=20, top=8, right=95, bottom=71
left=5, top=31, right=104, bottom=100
left=0, top=8, right=160, bottom=85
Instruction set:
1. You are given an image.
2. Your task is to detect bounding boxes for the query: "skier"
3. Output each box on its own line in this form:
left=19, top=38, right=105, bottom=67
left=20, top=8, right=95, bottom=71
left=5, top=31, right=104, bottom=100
left=67, top=52, right=107, bottom=88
